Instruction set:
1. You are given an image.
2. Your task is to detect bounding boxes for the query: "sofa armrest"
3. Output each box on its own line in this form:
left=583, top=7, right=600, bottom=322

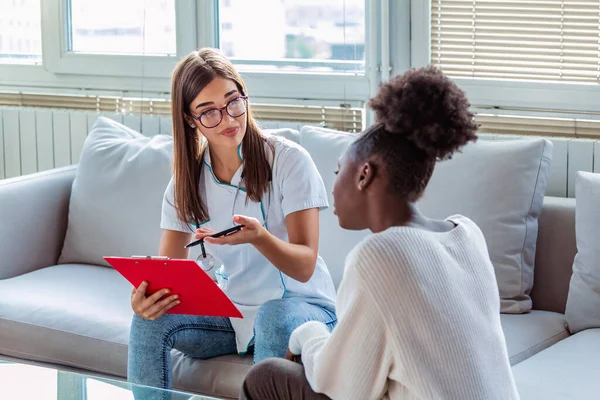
left=0, top=166, right=76, bottom=279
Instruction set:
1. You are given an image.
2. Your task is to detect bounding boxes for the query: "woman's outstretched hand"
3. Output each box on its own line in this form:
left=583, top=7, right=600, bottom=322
left=199, top=215, right=265, bottom=246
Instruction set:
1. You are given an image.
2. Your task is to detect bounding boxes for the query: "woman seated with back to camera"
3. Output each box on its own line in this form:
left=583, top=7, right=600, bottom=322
left=240, top=67, right=519, bottom=400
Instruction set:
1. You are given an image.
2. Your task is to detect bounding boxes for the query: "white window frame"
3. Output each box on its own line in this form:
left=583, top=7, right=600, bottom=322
left=390, top=0, right=411, bottom=78
left=205, top=0, right=383, bottom=103
left=412, top=0, right=600, bottom=114
left=0, top=0, right=206, bottom=94
left=40, top=0, right=197, bottom=78
left=0, top=0, right=408, bottom=107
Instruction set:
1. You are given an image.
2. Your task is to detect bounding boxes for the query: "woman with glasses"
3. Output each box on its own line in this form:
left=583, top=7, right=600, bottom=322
left=127, top=48, right=337, bottom=394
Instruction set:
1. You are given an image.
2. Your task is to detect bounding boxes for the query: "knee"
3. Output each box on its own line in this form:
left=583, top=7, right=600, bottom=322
left=255, top=300, right=296, bottom=335
left=243, top=358, right=287, bottom=391
left=130, top=314, right=171, bottom=344
left=247, top=358, right=283, bottom=381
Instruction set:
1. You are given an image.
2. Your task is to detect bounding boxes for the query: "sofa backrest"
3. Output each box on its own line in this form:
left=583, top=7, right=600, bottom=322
left=531, top=196, right=576, bottom=314
left=62, top=120, right=576, bottom=314
left=252, top=128, right=577, bottom=315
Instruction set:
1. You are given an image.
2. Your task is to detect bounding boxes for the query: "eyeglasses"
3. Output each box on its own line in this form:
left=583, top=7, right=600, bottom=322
left=190, top=96, right=248, bottom=129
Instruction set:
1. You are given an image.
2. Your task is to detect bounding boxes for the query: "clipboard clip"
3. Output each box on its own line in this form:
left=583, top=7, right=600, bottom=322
left=131, top=256, right=171, bottom=265
left=131, top=256, right=170, bottom=260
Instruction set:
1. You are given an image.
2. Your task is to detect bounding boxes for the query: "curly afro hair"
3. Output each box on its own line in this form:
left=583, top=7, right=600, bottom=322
left=352, top=66, right=478, bottom=201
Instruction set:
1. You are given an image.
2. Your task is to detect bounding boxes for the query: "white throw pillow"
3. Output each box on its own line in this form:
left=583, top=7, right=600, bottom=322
left=565, top=171, right=600, bottom=333
left=419, top=138, right=552, bottom=313
left=59, top=117, right=174, bottom=266
left=59, top=120, right=302, bottom=268
left=300, top=126, right=552, bottom=313
left=299, top=126, right=368, bottom=288
left=265, top=127, right=300, bottom=144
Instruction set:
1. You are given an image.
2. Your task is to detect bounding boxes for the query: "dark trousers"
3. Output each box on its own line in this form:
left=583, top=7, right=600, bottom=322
left=240, top=358, right=331, bottom=400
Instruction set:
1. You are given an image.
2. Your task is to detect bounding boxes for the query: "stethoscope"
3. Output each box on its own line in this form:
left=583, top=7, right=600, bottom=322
left=194, top=168, right=271, bottom=272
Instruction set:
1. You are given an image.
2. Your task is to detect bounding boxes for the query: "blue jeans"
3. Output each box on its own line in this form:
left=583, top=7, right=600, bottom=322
left=127, top=298, right=337, bottom=396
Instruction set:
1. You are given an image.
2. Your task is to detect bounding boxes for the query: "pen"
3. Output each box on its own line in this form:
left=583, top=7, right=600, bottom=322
left=184, top=238, right=204, bottom=249
left=184, top=225, right=245, bottom=249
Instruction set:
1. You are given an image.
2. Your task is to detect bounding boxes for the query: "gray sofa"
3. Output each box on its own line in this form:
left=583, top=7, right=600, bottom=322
left=1, top=121, right=598, bottom=399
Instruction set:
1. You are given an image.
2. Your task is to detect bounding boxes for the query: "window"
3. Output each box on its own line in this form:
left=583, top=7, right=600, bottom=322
left=32, top=0, right=195, bottom=78
left=0, top=0, right=381, bottom=105
left=0, top=0, right=42, bottom=64
left=416, top=0, right=600, bottom=114
left=218, top=0, right=365, bottom=73
left=68, top=0, right=176, bottom=56
left=431, top=0, right=600, bottom=84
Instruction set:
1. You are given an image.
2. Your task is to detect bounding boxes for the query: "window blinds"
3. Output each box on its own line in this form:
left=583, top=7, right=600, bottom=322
left=476, top=112, right=600, bottom=137
left=431, top=0, right=600, bottom=83
left=0, top=92, right=363, bottom=132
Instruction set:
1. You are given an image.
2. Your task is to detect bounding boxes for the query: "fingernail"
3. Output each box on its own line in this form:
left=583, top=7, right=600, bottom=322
left=176, top=301, right=181, bottom=305
left=174, top=295, right=179, bottom=299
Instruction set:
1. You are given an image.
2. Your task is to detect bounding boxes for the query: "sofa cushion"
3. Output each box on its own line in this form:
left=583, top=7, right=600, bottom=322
left=298, top=126, right=369, bottom=287
left=0, top=263, right=254, bottom=397
left=0, top=264, right=132, bottom=376
left=299, top=126, right=552, bottom=313
left=500, top=311, right=568, bottom=365
left=512, top=329, right=600, bottom=400
left=418, top=138, right=552, bottom=313
left=58, top=117, right=174, bottom=266
left=565, top=171, right=600, bottom=333
left=265, top=127, right=300, bottom=144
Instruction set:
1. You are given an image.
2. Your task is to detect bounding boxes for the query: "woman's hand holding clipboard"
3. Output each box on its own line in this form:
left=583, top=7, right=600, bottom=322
left=130, top=281, right=180, bottom=320
left=104, top=256, right=243, bottom=319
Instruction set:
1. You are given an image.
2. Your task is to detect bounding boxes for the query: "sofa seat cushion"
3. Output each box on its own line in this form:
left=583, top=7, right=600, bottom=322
left=0, top=264, right=254, bottom=397
left=172, top=311, right=569, bottom=398
left=0, top=264, right=133, bottom=376
left=501, top=310, right=569, bottom=365
left=512, top=329, right=600, bottom=399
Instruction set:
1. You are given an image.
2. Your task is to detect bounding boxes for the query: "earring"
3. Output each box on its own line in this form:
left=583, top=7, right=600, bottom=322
left=190, top=124, right=196, bottom=128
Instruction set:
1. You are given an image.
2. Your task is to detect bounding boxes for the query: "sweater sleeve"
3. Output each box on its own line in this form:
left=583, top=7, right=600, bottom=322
left=291, top=262, right=393, bottom=400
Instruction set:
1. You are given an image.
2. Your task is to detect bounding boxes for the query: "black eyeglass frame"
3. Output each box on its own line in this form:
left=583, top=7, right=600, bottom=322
left=188, top=96, right=249, bottom=129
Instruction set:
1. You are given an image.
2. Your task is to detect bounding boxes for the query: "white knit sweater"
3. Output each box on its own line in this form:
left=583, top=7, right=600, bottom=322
left=289, top=215, right=520, bottom=400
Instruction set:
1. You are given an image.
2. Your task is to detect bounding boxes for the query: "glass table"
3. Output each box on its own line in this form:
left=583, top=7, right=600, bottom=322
left=0, top=359, right=220, bottom=400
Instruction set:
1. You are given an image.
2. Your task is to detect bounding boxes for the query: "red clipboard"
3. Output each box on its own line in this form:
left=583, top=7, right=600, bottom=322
left=104, top=256, right=243, bottom=318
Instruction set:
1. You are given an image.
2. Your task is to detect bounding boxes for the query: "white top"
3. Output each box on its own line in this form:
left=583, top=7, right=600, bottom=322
left=289, top=215, right=520, bottom=400
left=161, top=134, right=337, bottom=353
